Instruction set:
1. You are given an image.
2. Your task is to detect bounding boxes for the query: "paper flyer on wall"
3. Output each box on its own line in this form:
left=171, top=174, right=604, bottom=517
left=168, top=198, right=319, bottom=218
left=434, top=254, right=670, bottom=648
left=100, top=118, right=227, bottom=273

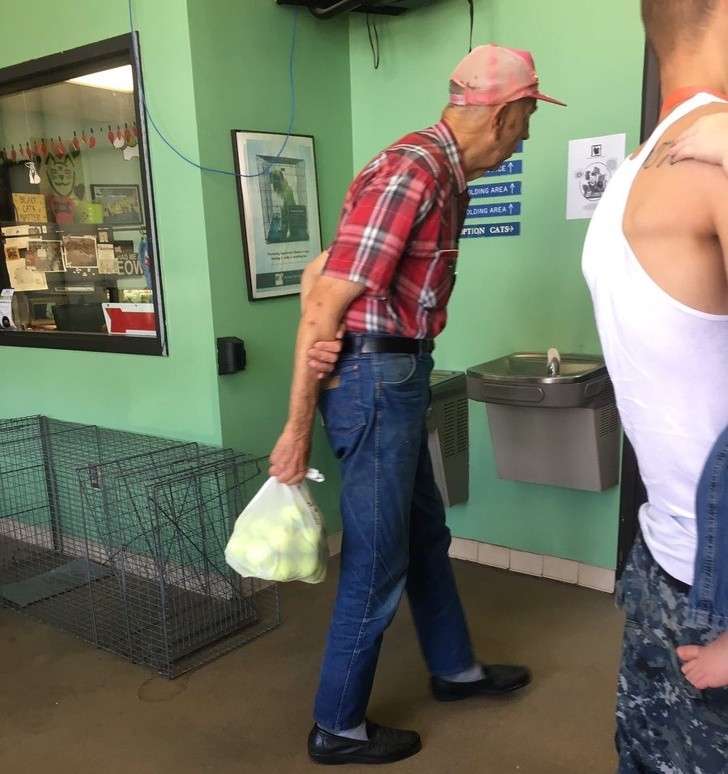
left=566, top=134, right=626, bottom=220
left=4, top=246, right=48, bottom=291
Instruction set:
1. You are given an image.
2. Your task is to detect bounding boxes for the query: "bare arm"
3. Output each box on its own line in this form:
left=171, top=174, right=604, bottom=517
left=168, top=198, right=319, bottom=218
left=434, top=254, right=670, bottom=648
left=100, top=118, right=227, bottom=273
left=269, top=274, right=364, bottom=484
left=301, top=250, right=345, bottom=378
left=300, top=251, right=329, bottom=307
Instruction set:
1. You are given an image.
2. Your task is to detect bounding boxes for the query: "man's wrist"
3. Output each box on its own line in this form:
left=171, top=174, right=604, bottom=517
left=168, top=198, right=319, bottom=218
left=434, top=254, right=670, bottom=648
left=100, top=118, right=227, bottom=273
left=284, top=418, right=313, bottom=439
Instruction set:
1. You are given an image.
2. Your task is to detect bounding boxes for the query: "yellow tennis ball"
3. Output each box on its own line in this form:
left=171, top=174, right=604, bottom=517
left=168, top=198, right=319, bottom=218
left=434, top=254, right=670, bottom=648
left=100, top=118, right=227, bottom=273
left=245, top=539, right=272, bottom=566
left=267, top=525, right=293, bottom=552
left=276, top=558, right=296, bottom=581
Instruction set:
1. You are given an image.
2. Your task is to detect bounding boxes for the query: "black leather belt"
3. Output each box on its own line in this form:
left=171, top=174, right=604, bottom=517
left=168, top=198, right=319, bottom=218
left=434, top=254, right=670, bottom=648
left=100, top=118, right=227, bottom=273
left=341, top=335, right=434, bottom=355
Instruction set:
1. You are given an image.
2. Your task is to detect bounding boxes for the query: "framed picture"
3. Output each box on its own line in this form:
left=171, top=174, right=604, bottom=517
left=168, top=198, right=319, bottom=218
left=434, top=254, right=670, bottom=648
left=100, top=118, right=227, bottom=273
left=90, top=184, right=143, bottom=227
left=231, top=130, right=322, bottom=301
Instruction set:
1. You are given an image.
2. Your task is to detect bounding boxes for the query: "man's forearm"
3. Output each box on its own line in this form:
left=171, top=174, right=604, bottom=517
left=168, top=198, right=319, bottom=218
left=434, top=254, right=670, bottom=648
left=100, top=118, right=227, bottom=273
left=285, top=313, right=337, bottom=436
left=284, top=275, right=364, bottom=437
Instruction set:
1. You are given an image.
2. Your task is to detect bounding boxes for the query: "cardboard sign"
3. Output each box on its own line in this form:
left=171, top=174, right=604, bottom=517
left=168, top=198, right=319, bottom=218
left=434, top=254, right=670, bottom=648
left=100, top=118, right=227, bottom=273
left=12, top=193, right=48, bottom=223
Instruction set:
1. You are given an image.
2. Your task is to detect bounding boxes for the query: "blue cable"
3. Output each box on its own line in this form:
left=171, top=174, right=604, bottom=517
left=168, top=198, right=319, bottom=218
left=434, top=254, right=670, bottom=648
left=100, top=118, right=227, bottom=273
left=127, top=0, right=298, bottom=178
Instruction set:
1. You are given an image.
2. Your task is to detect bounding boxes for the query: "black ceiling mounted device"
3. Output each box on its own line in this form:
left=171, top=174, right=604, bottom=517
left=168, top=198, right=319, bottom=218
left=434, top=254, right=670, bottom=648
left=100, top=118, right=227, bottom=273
left=276, top=0, right=441, bottom=20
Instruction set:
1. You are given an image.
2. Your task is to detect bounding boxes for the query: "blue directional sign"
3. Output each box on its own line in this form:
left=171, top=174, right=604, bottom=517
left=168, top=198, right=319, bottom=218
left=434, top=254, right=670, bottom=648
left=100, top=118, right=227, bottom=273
left=460, top=222, right=521, bottom=239
left=484, top=159, right=523, bottom=177
left=466, top=202, right=521, bottom=219
left=469, top=181, right=522, bottom=199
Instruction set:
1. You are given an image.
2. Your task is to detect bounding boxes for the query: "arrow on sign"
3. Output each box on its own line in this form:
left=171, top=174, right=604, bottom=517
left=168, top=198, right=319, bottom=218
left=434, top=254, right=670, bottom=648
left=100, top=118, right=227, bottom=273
left=104, top=306, right=156, bottom=335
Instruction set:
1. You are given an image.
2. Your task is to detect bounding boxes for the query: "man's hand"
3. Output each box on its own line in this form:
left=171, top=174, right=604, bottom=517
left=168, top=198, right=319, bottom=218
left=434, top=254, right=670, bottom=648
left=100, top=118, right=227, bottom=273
left=269, top=424, right=311, bottom=485
left=308, top=323, right=346, bottom=378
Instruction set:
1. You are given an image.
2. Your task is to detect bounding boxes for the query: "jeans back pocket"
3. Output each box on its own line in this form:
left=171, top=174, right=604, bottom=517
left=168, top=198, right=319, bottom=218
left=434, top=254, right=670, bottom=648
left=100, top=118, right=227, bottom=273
left=319, top=362, right=367, bottom=438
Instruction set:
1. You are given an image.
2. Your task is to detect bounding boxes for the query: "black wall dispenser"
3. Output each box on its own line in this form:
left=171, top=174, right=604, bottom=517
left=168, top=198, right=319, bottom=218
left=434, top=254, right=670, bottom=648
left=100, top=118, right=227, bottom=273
left=217, top=337, right=246, bottom=375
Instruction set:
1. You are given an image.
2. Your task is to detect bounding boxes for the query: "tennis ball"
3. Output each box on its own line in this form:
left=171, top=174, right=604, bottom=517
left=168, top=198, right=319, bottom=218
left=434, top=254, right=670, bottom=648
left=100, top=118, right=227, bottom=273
left=267, top=525, right=294, bottom=552
left=226, top=533, right=247, bottom=557
left=244, top=539, right=273, bottom=566
left=283, top=505, right=304, bottom=524
left=275, top=559, right=296, bottom=581
left=298, top=527, right=321, bottom=549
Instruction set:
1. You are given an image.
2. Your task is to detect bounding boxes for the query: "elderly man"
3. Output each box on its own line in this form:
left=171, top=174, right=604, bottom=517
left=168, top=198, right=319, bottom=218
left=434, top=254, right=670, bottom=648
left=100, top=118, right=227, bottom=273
left=271, top=44, right=565, bottom=766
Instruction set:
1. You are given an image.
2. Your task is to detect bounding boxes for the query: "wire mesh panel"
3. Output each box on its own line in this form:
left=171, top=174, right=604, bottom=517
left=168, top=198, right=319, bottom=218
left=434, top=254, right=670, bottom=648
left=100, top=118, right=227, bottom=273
left=0, top=416, right=280, bottom=678
left=79, top=449, right=278, bottom=677
left=0, top=416, right=187, bottom=642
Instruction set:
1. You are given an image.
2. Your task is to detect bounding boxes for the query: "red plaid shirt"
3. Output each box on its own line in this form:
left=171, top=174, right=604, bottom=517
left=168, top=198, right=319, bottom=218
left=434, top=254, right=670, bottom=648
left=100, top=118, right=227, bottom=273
left=323, top=121, right=469, bottom=339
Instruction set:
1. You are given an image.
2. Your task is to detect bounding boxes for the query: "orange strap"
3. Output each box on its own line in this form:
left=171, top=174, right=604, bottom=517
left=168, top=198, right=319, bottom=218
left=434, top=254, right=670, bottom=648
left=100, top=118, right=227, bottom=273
left=660, top=86, right=728, bottom=120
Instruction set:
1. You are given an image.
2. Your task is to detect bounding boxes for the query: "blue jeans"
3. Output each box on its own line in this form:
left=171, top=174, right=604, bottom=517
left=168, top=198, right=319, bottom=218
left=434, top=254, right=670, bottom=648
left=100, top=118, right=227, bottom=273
left=690, top=422, right=728, bottom=629
left=313, top=342, right=475, bottom=731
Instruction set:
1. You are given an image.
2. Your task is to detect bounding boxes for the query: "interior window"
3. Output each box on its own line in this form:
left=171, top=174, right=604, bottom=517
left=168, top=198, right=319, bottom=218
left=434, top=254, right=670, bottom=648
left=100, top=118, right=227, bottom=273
left=0, top=36, right=165, bottom=355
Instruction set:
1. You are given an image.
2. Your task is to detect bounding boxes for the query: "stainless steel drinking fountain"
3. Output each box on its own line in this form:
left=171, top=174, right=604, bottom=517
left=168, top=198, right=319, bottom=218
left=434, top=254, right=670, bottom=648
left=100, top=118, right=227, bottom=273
left=466, top=352, right=620, bottom=491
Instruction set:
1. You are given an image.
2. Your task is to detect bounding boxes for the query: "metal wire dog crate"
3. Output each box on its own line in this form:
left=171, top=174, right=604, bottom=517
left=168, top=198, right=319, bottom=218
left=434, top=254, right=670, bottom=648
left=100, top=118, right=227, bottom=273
left=0, top=416, right=280, bottom=677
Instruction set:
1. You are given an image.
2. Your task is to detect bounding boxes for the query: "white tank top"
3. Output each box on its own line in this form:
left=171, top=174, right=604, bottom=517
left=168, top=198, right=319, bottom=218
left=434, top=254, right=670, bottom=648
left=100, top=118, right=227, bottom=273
left=582, top=93, right=728, bottom=585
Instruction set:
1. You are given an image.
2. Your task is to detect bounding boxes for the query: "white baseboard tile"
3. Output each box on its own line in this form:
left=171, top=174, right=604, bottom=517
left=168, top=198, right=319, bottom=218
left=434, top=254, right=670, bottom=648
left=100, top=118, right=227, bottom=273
left=326, top=531, right=615, bottom=594
left=509, top=549, right=544, bottom=577
left=448, top=537, right=479, bottom=562
left=477, top=542, right=510, bottom=569
left=327, top=531, right=342, bottom=556
left=543, top=555, right=580, bottom=585
left=577, top=563, right=616, bottom=593
left=465, top=538, right=615, bottom=594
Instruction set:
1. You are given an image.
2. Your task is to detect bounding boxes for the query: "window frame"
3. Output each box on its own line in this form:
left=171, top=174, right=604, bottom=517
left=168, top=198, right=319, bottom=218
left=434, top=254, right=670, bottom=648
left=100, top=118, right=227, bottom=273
left=0, top=33, right=167, bottom=356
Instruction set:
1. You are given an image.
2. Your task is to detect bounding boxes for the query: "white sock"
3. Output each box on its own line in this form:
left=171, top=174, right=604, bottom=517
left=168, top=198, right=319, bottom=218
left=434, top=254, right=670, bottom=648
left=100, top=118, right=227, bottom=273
left=320, top=721, right=368, bottom=741
left=442, top=663, right=485, bottom=683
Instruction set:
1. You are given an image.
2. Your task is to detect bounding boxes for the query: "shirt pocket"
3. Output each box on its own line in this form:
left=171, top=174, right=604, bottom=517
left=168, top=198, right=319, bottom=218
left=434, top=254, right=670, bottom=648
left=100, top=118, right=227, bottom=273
left=416, top=249, right=457, bottom=310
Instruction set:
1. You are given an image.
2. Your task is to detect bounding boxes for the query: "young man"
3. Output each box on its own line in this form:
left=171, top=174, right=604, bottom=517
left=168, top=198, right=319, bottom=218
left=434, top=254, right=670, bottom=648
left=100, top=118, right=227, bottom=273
left=582, top=1, right=728, bottom=770
left=270, top=45, right=565, bottom=766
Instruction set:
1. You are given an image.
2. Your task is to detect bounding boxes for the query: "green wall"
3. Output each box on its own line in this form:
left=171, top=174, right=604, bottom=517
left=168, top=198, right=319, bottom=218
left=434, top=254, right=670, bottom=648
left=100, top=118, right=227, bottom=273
left=348, top=0, right=645, bottom=567
left=185, top=1, right=353, bottom=521
left=0, top=0, right=221, bottom=446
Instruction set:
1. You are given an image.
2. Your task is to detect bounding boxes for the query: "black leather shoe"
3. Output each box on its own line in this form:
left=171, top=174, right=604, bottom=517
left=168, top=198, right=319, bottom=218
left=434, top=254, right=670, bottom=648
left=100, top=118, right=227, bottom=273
left=430, top=663, right=532, bottom=702
left=308, top=720, right=422, bottom=765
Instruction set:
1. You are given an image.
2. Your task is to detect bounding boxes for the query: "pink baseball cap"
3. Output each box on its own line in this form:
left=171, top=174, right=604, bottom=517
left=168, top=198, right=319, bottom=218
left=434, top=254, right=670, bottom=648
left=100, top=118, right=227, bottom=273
left=449, top=44, right=566, bottom=107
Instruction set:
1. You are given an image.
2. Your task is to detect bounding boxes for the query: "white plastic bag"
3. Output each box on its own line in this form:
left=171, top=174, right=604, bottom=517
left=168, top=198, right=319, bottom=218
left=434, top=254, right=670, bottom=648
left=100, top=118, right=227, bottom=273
left=225, top=469, right=329, bottom=584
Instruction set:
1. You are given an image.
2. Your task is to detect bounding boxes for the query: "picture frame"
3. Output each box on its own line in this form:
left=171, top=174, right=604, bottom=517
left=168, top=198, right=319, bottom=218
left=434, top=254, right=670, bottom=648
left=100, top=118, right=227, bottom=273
left=231, top=130, right=322, bottom=301
left=90, top=183, right=143, bottom=227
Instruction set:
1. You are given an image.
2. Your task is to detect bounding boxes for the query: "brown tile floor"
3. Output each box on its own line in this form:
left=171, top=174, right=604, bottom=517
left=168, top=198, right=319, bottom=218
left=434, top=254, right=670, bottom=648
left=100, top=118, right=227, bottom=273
left=0, top=558, right=623, bottom=774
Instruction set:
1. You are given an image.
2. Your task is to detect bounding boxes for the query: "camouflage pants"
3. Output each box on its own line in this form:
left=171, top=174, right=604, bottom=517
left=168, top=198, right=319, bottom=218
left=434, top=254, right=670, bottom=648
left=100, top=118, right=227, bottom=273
left=615, top=534, right=728, bottom=773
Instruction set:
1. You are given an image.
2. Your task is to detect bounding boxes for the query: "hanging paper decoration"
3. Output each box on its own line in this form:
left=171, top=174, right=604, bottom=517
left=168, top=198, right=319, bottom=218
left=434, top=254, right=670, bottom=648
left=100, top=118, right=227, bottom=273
left=88, top=129, right=96, bottom=149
